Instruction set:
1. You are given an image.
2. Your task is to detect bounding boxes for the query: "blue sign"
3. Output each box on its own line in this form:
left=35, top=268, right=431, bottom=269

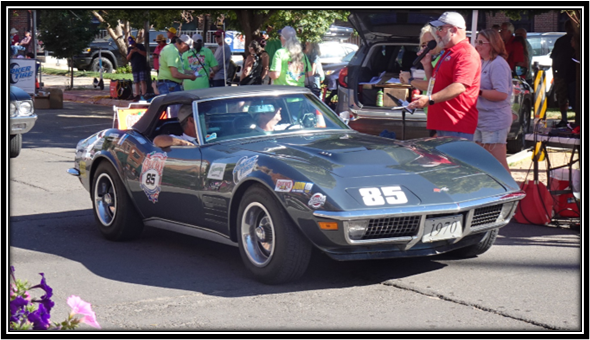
left=224, top=31, right=245, bottom=53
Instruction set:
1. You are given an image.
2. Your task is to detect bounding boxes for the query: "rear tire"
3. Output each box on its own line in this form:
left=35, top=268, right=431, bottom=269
left=237, top=184, right=312, bottom=284
left=92, top=161, right=144, bottom=241
left=90, top=57, right=114, bottom=73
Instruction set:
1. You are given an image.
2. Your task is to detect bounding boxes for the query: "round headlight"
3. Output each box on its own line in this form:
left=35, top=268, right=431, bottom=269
left=18, top=100, right=35, bottom=116
left=10, top=102, right=17, bottom=117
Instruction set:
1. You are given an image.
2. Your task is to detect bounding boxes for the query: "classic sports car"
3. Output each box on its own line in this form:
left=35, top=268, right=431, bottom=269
left=68, top=85, right=525, bottom=284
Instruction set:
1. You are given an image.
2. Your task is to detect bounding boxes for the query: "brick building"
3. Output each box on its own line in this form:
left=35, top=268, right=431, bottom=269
left=485, top=10, right=571, bottom=32
left=9, top=10, right=35, bottom=37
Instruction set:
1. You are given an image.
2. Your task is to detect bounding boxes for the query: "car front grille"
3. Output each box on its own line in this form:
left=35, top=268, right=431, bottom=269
left=471, top=204, right=503, bottom=227
left=363, top=216, right=422, bottom=239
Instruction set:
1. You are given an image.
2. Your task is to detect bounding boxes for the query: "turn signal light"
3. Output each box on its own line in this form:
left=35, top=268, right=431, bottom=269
left=318, top=222, right=338, bottom=230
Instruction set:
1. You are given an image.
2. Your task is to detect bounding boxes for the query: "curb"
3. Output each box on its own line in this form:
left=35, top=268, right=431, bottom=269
left=507, top=148, right=533, bottom=165
left=62, top=91, right=137, bottom=107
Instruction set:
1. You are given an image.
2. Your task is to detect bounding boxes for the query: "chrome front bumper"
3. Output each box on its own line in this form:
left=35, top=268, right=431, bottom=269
left=313, top=192, right=526, bottom=248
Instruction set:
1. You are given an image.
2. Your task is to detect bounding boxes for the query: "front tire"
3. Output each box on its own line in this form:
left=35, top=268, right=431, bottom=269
left=10, top=134, right=22, bottom=158
left=237, top=184, right=312, bottom=284
left=92, top=162, right=143, bottom=241
left=451, top=229, right=498, bottom=258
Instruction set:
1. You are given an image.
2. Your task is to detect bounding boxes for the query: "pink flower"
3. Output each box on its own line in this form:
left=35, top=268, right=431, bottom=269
left=67, top=295, right=101, bottom=329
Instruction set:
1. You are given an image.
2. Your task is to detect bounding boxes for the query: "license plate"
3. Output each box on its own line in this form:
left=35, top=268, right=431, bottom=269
left=422, top=214, right=463, bottom=243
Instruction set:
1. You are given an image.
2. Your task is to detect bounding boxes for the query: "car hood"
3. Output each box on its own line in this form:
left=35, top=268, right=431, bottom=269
left=349, top=10, right=446, bottom=45
left=230, top=132, right=507, bottom=202
left=10, top=86, right=31, bottom=101
left=233, top=132, right=477, bottom=176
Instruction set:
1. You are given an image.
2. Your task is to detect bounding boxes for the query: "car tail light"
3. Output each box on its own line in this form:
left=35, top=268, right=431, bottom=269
left=338, top=66, right=349, bottom=88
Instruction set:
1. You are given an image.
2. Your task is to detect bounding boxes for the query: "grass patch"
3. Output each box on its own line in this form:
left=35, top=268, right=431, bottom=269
left=543, top=109, right=576, bottom=121
left=42, top=67, right=134, bottom=81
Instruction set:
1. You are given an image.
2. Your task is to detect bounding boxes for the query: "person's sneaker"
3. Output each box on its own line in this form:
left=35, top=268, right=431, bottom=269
left=555, top=120, right=569, bottom=128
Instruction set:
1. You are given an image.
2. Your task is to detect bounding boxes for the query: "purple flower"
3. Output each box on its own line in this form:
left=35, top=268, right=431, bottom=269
left=31, top=273, right=54, bottom=313
left=27, top=303, right=51, bottom=330
left=10, top=296, right=29, bottom=323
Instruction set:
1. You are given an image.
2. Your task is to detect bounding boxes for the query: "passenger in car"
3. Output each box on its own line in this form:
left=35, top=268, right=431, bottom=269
left=256, top=107, right=283, bottom=132
left=153, top=105, right=198, bottom=147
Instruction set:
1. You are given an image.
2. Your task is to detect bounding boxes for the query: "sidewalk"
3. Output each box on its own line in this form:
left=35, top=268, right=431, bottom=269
left=40, top=74, right=149, bottom=107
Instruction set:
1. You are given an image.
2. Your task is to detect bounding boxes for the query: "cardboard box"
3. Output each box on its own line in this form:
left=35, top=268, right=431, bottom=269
left=34, top=95, right=51, bottom=109
left=383, top=86, right=409, bottom=107
left=49, top=89, right=63, bottom=109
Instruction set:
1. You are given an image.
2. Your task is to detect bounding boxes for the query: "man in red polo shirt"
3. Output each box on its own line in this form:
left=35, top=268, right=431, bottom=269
left=500, top=22, right=525, bottom=73
left=407, top=11, right=481, bottom=141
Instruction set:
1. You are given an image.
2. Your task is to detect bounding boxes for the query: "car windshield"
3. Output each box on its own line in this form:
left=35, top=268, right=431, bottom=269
left=196, top=93, right=349, bottom=144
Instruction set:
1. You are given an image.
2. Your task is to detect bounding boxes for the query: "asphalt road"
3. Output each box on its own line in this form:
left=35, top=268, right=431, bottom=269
left=8, top=102, right=583, bottom=334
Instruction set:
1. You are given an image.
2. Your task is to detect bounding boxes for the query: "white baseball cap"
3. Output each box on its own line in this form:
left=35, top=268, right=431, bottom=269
left=178, top=34, right=193, bottom=46
left=430, top=12, right=466, bottom=29
left=192, top=33, right=203, bottom=42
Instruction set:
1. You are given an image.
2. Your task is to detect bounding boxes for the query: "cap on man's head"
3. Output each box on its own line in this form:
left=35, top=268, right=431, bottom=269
left=213, top=29, right=225, bottom=37
left=154, top=34, right=166, bottom=42
left=167, top=27, right=177, bottom=35
left=128, top=36, right=136, bottom=45
left=192, top=33, right=203, bottom=42
left=177, top=34, right=193, bottom=46
left=11, top=28, right=18, bottom=34
left=280, top=26, right=296, bottom=39
left=430, top=12, right=466, bottom=29
left=177, top=105, right=194, bottom=123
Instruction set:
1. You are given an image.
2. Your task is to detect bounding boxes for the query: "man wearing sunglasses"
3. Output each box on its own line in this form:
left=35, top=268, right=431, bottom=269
left=407, top=11, right=481, bottom=141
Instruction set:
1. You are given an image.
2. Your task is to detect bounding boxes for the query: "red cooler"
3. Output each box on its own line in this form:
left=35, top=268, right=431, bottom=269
left=549, top=168, right=580, bottom=218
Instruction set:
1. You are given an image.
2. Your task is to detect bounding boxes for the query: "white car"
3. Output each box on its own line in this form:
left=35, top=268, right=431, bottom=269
left=527, top=32, right=565, bottom=104
left=318, top=41, right=359, bottom=65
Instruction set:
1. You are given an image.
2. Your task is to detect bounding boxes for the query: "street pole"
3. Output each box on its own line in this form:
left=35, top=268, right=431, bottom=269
left=145, top=16, right=154, bottom=95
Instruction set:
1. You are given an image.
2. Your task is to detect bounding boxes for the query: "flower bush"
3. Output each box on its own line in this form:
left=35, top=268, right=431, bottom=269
left=9, top=266, right=101, bottom=331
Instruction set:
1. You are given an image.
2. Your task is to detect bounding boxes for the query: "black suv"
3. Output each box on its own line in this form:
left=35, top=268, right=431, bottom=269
left=72, top=30, right=168, bottom=73
left=337, top=10, right=533, bottom=153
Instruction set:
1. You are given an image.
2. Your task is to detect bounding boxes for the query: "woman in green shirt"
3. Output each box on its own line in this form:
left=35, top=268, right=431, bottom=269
left=269, top=26, right=312, bottom=87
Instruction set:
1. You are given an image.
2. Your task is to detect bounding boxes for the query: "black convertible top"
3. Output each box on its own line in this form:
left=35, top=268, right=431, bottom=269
left=132, top=85, right=311, bottom=135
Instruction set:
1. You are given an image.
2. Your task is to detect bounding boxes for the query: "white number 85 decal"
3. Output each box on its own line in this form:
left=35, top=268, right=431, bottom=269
left=359, top=186, right=408, bottom=206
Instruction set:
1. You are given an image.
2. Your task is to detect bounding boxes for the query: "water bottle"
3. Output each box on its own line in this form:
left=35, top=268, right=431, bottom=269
left=377, top=89, right=383, bottom=107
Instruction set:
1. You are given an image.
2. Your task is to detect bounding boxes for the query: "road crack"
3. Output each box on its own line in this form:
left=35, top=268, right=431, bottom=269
left=381, top=280, right=563, bottom=331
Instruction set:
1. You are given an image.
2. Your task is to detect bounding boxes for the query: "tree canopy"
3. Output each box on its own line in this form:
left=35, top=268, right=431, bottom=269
left=38, top=10, right=97, bottom=89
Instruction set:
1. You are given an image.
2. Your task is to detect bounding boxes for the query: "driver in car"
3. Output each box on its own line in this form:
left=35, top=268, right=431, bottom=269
left=153, top=105, right=198, bottom=148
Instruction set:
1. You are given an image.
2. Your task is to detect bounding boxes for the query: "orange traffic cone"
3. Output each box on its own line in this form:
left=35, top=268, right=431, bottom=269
left=315, top=110, right=326, bottom=128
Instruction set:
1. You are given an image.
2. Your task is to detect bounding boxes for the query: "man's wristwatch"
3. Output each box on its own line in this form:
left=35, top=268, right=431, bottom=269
left=408, top=77, right=415, bottom=85
left=428, top=95, right=435, bottom=106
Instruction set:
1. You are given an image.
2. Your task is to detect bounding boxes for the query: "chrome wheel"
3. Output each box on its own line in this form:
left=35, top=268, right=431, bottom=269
left=94, top=173, right=117, bottom=227
left=241, top=202, right=275, bottom=267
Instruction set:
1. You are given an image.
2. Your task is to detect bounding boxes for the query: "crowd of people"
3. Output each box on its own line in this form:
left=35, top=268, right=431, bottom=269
left=12, top=13, right=573, bottom=165
left=405, top=12, right=576, bottom=172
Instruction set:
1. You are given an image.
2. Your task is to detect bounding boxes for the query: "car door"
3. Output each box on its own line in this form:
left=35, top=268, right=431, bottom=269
left=132, top=102, right=205, bottom=227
